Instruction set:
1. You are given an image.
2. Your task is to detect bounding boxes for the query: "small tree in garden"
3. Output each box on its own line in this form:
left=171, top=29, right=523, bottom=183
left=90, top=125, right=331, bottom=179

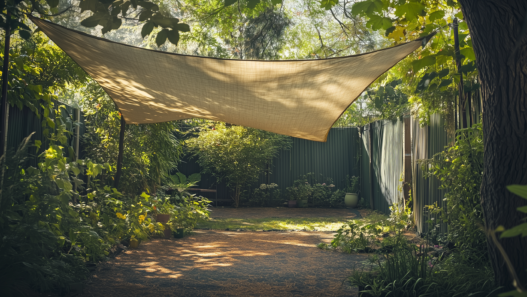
left=185, top=123, right=291, bottom=207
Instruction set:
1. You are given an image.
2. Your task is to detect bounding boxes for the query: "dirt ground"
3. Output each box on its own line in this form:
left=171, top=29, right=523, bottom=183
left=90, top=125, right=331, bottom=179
left=80, top=230, right=368, bottom=297
left=208, top=207, right=368, bottom=220
left=78, top=208, right=379, bottom=296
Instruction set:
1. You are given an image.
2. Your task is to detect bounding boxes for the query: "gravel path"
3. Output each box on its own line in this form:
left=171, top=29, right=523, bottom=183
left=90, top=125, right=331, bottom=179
left=80, top=230, right=367, bottom=297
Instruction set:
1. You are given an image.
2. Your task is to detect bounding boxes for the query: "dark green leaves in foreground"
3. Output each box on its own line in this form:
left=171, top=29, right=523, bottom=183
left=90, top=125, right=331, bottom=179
left=79, top=0, right=190, bottom=46
left=497, top=185, right=527, bottom=239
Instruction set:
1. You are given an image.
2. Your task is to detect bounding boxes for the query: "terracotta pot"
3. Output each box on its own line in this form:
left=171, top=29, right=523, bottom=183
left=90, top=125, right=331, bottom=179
left=156, top=214, right=170, bottom=223
left=155, top=214, right=171, bottom=238
left=345, top=193, right=358, bottom=207
left=288, top=200, right=297, bottom=208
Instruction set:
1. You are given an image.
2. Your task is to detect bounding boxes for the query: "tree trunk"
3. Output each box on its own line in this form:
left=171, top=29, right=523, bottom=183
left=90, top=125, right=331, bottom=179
left=459, top=0, right=527, bottom=289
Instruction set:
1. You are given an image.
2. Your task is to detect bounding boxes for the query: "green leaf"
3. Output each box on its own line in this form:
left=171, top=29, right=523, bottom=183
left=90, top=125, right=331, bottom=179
left=460, top=47, right=476, bottom=61
left=517, top=206, right=527, bottom=213
left=111, top=18, right=122, bottom=30
left=72, top=166, right=81, bottom=176
left=80, top=15, right=102, bottom=28
left=395, top=3, right=425, bottom=21
left=438, top=68, right=449, bottom=78
left=19, top=30, right=31, bottom=40
left=271, top=0, right=282, bottom=5
left=46, top=118, right=55, bottom=129
left=46, top=0, right=59, bottom=8
left=167, top=29, right=180, bottom=45
left=507, top=185, right=527, bottom=200
left=176, top=23, right=190, bottom=32
left=459, top=21, right=468, bottom=30
left=385, top=26, right=396, bottom=36
left=225, top=0, right=237, bottom=7
left=500, top=223, right=527, bottom=238
left=411, top=55, right=436, bottom=72
left=498, top=289, right=527, bottom=297
left=156, top=29, right=169, bottom=47
left=351, top=0, right=382, bottom=16
left=429, top=10, right=445, bottom=22
left=139, top=10, right=152, bottom=22
left=141, top=21, right=154, bottom=38
left=437, top=78, right=452, bottom=89
left=79, top=0, right=99, bottom=12
left=367, top=15, right=392, bottom=30
left=247, top=0, right=260, bottom=9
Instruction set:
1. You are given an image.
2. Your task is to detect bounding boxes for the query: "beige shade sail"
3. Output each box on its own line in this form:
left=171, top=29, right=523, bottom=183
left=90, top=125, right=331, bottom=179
left=30, top=16, right=429, bottom=142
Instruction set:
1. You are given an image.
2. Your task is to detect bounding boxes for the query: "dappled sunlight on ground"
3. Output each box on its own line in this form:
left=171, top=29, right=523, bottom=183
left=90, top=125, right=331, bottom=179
left=81, top=230, right=366, bottom=296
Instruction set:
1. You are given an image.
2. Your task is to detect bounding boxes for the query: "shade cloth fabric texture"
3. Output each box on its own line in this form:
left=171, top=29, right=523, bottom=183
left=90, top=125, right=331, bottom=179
left=30, top=16, right=426, bottom=142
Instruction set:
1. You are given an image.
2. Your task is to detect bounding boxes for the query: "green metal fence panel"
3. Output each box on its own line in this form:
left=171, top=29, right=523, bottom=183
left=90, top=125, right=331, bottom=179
left=360, top=126, right=371, bottom=209
left=411, top=116, right=428, bottom=234
left=366, top=119, right=404, bottom=215
left=5, top=103, right=85, bottom=167
left=178, top=127, right=362, bottom=205
left=411, top=114, right=450, bottom=234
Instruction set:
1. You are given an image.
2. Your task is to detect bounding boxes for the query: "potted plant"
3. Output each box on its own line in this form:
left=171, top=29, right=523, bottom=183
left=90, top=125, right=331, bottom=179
left=129, top=235, right=140, bottom=248
left=345, top=175, right=360, bottom=208
left=168, top=215, right=186, bottom=238
left=153, top=197, right=174, bottom=238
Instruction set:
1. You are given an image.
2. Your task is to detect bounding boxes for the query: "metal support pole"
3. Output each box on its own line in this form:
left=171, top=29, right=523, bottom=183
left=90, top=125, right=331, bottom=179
left=73, top=109, right=81, bottom=200
left=453, top=18, right=466, bottom=129
left=1, top=11, right=11, bottom=159
left=369, top=123, right=374, bottom=210
left=0, top=12, right=12, bottom=207
left=114, top=115, right=125, bottom=189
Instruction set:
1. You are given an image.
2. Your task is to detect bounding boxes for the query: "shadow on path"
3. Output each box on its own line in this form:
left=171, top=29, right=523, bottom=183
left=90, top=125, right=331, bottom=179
left=81, top=230, right=366, bottom=296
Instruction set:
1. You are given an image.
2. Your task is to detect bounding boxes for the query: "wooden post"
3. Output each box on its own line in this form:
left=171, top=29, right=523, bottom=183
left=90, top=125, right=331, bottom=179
left=114, top=115, right=125, bottom=189
left=369, top=123, right=374, bottom=210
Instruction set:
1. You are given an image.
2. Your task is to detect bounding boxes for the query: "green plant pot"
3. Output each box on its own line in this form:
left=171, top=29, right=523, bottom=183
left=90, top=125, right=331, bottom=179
left=298, top=199, right=308, bottom=208
left=173, top=228, right=185, bottom=238
left=345, top=193, right=358, bottom=207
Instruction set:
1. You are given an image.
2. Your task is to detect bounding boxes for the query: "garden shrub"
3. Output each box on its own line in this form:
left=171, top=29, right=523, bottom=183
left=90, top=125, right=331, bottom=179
left=0, top=133, right=207, bottom=295
left=185, top=122, right=291, bottom=207
left=247, top=183, right=281, bottom=206
left=422, top=123, right=486, bottom=262
left=285, top=173, right=342, bottom=207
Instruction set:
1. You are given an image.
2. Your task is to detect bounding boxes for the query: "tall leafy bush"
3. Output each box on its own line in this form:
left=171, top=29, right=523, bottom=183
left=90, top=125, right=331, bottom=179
left=185, top=122, right=291, bottom=207
left=423, top=124, right=485, bottom=260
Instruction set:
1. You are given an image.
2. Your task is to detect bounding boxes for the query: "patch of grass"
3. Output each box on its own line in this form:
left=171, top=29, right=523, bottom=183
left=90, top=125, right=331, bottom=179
left=196, top=217, right=351, bottom=231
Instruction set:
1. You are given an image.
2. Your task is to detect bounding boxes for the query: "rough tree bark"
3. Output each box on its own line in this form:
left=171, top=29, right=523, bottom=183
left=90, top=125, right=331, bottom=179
left=459, top=0, right=527, bottom=288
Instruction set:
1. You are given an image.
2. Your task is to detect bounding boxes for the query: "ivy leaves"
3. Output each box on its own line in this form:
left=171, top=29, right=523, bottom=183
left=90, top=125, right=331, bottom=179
left=79, top=0, right=190, bottom=46
left=138, top=14, right=191, bottom=47
left=224, top=0, right=283, bottom=10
